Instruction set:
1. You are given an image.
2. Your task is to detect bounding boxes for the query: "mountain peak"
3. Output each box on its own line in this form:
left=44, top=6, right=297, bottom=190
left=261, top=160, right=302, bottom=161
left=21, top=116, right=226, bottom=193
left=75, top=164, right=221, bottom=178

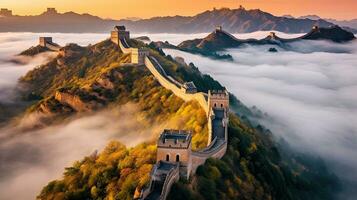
left=303, top=25, right=356, bottom=42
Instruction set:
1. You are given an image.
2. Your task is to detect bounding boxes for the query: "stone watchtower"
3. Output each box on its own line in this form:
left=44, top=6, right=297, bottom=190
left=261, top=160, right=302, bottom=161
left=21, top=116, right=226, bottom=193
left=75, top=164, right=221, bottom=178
left=157, top=129, right=192, bottom=179
left=208, top=90, right=229, bottom=111
left=215, top=25, right=223, bottom=33
left=0, top=8, right=12, bottom=17
left=39, top=37, right=53, bottom=47
left=111, top=26, right=130, bottom=45
left=207, top=90, right=230, bottom=143
left=269, top=32, right=277, bottom=39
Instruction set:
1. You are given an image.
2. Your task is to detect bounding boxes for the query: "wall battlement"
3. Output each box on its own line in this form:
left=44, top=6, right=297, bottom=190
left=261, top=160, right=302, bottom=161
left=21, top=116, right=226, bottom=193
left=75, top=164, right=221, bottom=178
left=157, top=129, right=192, bottom=149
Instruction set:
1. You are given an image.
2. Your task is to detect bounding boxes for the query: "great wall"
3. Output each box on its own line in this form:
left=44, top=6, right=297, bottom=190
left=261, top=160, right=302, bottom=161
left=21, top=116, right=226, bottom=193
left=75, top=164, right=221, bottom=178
left=38, top=26, right=229, bottom=200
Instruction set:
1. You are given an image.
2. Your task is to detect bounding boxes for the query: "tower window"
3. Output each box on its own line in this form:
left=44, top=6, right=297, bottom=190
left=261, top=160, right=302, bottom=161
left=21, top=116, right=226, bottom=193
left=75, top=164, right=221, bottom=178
left=176, top=155, right=180, bottom=162
left=221, top=104, right=223, bottom=108
left=214, top=103, right=217, bottom=107
left=166, top=154, right=170, bottom=161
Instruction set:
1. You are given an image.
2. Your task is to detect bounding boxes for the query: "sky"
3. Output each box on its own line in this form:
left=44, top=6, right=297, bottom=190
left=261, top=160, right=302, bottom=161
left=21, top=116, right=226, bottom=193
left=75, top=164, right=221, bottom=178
left=1, top=0, right=357, bottom=20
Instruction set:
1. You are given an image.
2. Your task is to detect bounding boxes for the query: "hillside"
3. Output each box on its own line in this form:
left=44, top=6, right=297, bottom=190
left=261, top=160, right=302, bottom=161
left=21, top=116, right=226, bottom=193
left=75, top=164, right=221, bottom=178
left=0, top=7, right=351, bottom=34
left=27, top=36, right=340, bottom=200
left=19, top=38, right=227, bottom=150
left=301, top=25, right=356, bottom=42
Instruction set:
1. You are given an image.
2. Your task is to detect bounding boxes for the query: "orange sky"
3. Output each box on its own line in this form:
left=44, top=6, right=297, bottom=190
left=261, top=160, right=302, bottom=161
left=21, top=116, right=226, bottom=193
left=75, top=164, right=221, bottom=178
left=1, top=0, right=357, bottom=20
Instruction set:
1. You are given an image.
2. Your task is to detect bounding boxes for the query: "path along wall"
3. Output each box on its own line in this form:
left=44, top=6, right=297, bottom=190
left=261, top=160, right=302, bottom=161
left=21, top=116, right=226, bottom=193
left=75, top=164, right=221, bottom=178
left=144, top=56, right=209, bottom=114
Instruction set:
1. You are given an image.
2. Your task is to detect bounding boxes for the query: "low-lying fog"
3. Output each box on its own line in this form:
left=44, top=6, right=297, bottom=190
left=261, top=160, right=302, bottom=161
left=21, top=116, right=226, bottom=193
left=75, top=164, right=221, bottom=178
left=162, top=32, right=357, bottom=198
left=0, top=32, right=128, bottom=200
left=0, top=31, right=356, bottom=199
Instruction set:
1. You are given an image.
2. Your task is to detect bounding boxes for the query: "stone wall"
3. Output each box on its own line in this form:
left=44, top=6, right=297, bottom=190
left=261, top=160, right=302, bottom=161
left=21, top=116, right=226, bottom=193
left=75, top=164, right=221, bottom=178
left=144, top=56, right=209, bottom=115
left=160, top=165, right=180, bottom=200
left=191, top=140, right=227, bottom=173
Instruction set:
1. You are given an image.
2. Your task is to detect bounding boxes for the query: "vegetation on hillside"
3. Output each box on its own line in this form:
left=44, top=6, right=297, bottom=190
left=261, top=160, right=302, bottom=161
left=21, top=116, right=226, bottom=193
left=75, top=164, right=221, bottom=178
left=38, top=142, right=156, bottom=200
left=19, top=38, right=210, bottom=149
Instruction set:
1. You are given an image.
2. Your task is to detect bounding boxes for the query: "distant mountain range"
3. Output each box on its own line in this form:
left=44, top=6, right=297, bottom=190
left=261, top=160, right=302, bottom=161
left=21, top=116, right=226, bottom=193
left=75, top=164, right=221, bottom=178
left=156, top=25, right=355, bottom=60
left=178, top=26, right=355, bottom=51
left=0, top=7, right=356, bottom=34
left=283, top=14, right=357, bottom=31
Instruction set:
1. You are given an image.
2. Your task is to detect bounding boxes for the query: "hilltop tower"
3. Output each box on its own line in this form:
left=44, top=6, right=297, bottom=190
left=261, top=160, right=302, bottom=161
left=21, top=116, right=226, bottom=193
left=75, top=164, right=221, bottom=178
left=312, top=26, right=319, bottom=31
left=269, top=32, right=277, bottom=39
left=215, top=25, right=223, bottom=33
left=45, top=8, right=57, bottom=15
left=111, top=26, right=130, bottom=45
left=156, top=129, right=192, bottom=179
left=39, top=37, right=53, bottom=47
left=0, top=8, right=12, bottom=17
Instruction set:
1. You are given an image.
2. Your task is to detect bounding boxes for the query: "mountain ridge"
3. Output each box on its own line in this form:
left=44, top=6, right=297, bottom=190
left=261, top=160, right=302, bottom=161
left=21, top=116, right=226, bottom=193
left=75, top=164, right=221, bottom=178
left=166, top=25, right=356, bottom=60
left=1, top=7, right=356, bottom=33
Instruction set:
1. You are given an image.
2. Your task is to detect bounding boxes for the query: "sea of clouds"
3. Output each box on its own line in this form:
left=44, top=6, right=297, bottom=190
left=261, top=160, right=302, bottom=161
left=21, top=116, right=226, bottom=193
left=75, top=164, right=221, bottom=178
left=0, top=31, right=356, bottom=199
left=161, top=31, right=357, bottom=199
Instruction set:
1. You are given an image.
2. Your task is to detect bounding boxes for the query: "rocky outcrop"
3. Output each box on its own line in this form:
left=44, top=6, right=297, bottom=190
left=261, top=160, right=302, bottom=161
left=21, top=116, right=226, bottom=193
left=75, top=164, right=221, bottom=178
left=93, top=75, right=115, bottom=90
left=54, top=91, right=97, bottom=112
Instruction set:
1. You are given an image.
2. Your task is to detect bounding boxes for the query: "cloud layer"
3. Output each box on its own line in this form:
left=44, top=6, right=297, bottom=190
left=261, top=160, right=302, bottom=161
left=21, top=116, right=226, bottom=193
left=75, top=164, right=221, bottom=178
left=162, top=33, right=357, bottom=198
left=0, top=104, right=163, bottom=200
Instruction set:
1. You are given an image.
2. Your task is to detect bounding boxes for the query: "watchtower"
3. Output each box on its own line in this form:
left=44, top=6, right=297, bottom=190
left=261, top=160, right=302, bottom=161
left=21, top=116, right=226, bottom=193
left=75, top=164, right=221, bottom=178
left=181, top=82, right=197, bottom=94
left=131, top=47, right=150, bottom=65
left=157, top=129, right=192, bottom=179
left=269, top=32, right=277, bottom=39
left=39, top=37, right=53, bottom=47
left=45, top=8, right=57, bottom=15
left=215, top=25, right=223, bottom=33
left=312, top=26, right=319, bottom=30
left=111, top=25, right=130, bottom=45
left=0, top=8, right=12, bottom=17
left=208, top=90, right=229, bottom=111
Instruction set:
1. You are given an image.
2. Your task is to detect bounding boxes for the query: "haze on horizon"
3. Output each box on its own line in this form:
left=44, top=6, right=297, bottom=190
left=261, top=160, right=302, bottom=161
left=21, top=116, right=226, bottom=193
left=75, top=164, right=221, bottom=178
left=1, top=0, right=357, bottom=20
